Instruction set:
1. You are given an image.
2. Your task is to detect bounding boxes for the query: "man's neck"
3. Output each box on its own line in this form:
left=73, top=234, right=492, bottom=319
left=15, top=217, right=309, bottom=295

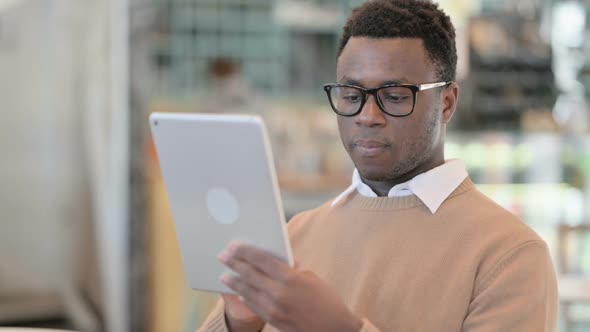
left=362, top=157, right=445, bottom=197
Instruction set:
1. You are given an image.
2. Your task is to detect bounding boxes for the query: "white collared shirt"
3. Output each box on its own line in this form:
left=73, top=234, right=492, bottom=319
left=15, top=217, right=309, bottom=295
left=331, top=159, right=468, bottom=213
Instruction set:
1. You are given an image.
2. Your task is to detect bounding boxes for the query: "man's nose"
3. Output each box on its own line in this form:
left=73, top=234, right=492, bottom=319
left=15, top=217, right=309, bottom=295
left=355, top=94, right=387, bottom=127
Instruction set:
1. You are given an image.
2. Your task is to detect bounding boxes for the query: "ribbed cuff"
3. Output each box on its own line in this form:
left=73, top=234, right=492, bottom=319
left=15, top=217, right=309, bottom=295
left=358, top=318, right=381, bottom=332
left=197, top=299, right=230, bottom=332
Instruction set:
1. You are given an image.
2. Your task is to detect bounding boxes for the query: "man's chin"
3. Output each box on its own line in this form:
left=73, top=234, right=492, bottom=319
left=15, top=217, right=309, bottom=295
left=357, top=166, right=394, bottom=182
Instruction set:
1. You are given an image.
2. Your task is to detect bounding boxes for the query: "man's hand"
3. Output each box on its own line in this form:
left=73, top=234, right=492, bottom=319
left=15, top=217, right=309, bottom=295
left=218, top=242, right=363, bottom=332
left=221, top=293, right=265, bottom=332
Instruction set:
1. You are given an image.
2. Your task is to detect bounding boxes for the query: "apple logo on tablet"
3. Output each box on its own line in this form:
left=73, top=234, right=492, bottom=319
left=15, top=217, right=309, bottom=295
left=206, top=187, right=240, bottom=225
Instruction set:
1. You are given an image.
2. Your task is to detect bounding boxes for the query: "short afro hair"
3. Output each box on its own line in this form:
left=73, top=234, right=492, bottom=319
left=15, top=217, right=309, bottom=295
left=338, top=0, right=457, bottom=82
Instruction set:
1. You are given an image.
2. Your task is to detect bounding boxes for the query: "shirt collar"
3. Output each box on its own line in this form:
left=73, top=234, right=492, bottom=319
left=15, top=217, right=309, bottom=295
left=331, top=159, right=468, bottom=214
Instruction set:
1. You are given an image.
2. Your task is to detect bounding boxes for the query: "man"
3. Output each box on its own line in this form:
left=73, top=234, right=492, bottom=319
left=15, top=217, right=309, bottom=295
left=199, top=1, right=558, bottom=331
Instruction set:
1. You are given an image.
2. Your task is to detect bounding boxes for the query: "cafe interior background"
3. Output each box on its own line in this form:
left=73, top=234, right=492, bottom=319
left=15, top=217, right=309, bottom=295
left=1, top=0, right=590, bottom=331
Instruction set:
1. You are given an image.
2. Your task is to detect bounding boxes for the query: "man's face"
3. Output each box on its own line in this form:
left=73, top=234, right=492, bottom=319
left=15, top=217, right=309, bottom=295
left=336, top=37, right=449, bottom=182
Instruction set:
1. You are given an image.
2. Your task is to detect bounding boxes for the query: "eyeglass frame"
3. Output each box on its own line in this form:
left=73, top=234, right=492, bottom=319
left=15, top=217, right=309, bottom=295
left=322, top=81, right=453, bottom=117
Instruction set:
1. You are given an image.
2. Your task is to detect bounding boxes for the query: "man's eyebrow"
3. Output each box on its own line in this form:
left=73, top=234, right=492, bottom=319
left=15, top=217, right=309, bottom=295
left=337, top=76, right=409, bottom=87
left=337, top=76, right=363, bottom=86
left=380, top=79, right=408, bottom=85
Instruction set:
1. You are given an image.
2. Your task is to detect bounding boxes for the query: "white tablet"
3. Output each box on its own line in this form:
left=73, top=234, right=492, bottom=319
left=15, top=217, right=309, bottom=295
left=149, top=112, right=294, bottom=294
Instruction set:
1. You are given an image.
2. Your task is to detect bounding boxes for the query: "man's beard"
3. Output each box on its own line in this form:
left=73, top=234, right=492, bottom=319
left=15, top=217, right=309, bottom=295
left=362, top=106, right=440, bottom=182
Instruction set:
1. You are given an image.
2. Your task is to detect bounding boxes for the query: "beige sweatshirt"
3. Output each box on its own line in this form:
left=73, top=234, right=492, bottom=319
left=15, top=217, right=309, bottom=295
left=198, top=178, right=558, bottom=332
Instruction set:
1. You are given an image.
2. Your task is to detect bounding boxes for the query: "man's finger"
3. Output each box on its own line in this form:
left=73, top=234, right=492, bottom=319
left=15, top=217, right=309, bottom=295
left=227, top=242, right=290, bottom=280
left=221, top=272, right=259, bottom=299
left=221, top=273, right=278, bottom=322
left=219, top=251, right=278, bottom=292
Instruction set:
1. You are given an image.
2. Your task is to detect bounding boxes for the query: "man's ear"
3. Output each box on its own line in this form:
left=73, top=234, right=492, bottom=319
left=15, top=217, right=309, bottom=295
left=441, top=82, right=459, bottom=124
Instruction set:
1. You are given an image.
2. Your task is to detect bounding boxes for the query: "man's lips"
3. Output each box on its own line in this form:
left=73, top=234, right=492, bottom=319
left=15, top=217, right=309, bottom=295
left=352, top=140, right=390, bottom=157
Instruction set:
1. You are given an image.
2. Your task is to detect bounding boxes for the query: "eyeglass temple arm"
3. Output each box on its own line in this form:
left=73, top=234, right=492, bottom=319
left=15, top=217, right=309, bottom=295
left=418, top=81, right=452, bottom=91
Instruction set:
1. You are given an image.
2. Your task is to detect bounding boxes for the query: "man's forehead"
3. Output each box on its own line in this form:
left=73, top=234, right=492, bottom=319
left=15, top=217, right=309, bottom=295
left=338, top=75, right=410, bottom=87
left=336, top=37, right=434, bottom=84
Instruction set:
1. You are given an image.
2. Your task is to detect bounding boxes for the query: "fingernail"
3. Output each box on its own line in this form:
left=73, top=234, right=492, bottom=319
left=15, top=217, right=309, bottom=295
left=220, top=273, right=232, bottom=284
left=217, top=251, right=229, bottom=263
left=228, top=242, right=238, bottom=253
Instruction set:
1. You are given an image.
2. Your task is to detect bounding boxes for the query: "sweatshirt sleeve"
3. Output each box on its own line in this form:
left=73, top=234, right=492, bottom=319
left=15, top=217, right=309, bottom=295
left=196, top=299, right=230, bottom=332
left=462, top=240, right=558, bottom=332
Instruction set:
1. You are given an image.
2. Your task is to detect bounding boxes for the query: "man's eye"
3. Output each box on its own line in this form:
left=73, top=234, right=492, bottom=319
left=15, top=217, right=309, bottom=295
left=383, top=94, right=410, bottom=103
left=342, top=94, right=362, bottom=103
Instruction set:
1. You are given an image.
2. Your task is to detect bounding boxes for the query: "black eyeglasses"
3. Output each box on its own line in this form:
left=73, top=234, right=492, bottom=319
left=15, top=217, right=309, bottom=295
left=323, top=81, right=452, bottom=117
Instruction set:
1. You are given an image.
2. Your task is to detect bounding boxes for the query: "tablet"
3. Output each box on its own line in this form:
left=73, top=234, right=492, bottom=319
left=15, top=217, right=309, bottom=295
left=149, top=112, right=294, bottom=294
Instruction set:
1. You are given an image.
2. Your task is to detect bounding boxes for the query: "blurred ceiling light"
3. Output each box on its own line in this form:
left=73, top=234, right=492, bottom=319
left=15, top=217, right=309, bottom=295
left=274, top=1, right=340, bottom=30
left=552, top=1, right=586, bottom=48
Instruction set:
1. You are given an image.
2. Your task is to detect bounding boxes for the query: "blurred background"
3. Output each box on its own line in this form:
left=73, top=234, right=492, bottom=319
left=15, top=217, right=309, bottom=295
left=1, top=0, right=590, bottom=331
